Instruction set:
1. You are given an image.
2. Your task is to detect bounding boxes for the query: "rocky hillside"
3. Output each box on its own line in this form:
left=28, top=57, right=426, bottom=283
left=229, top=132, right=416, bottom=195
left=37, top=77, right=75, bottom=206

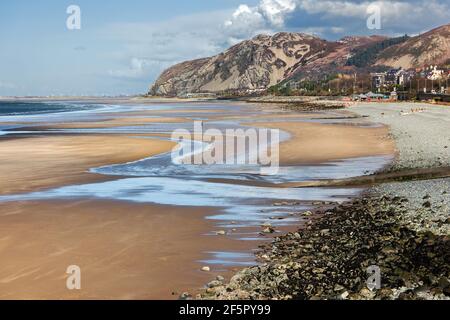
left=150, top=33, right=334, bottom=96
left=149, top=24, right=450, bottom=96
left=375, top=24, right=450, bottom=69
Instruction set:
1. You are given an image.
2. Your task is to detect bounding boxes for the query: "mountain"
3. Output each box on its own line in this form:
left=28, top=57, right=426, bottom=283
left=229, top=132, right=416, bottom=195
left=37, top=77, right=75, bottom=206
left=150, top=33, right=335, bottom=96
left=375, top=24, right=450, bottom=69
left=149, top=24, right=450, bottom=96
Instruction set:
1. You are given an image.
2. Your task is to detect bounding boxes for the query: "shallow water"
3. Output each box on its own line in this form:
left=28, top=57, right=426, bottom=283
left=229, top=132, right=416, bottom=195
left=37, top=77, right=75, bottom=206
left=0, top=101, right=393, bottom=267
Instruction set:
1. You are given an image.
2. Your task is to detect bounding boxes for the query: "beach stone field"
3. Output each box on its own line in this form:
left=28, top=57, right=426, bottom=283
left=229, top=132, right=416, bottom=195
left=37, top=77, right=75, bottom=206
left=196, top=102, right=450, bottom=300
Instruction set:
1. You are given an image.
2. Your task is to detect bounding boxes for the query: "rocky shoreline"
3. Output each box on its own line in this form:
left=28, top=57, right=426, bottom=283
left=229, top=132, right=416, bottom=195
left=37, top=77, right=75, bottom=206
left=193, top=102, right=450, bottom=301
left=199, top=194, right=449, bottom=300
left=245, top=96, right=349, bottom=112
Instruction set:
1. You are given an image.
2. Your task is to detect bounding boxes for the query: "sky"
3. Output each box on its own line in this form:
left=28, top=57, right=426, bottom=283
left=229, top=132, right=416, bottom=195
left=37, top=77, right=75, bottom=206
left=0, top=0, right=449, bottom=96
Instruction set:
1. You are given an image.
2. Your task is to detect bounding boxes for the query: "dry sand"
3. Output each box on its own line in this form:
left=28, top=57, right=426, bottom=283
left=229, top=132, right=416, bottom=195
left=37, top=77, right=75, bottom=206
left=252, top=121, right=395, bottom=165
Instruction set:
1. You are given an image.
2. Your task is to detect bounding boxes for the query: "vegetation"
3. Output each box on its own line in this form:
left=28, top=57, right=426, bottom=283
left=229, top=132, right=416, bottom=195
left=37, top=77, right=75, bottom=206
left=346, top=35, right=410, bottom=68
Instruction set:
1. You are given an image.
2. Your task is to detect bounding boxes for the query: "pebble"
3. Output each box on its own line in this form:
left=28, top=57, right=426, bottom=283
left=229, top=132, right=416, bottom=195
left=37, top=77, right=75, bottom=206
left=201, top=266, right=210, bottom=272
left=262, top=227, right=275, bottom=234
left=207, top=280, right=222, bottom=288
left=201, top=196, right=450, bottom=301
left=216, top=275, right=225, bottom=282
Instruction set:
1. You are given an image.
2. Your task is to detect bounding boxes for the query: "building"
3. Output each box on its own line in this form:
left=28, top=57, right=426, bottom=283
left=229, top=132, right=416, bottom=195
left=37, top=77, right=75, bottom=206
left=371, top=73, right=386, bottom=92
left=427, top=65, right=445, bottom=80
left=371, top=69, right=416, bottom=91
left=385, top=69, right=401, bottom=85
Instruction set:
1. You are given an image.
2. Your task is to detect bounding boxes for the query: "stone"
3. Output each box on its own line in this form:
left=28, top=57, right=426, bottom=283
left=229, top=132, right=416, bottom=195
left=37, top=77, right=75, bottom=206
left=339, top=291, right=349, bottom=299
left=422, top=201, right=432, bottom=208
left=262, top=227, right=275, bottom=234
left=334, top=284, right=345, bottom=292
left=207, top=280, right=222, bottom=288
left=201, top=266, right=210, bottom=272
left=359, top=288, right=375, bottom=299
left=216, top=275, right=225, bottom=282
left=216, top=230, right=226, bottom=235
left=302, top=211, right=312, bottom=216
left=179, top=292, right=191, bottom=300
left=376, top=288, right=393, bottom=300
left=438, top=277, right=450, bottom=289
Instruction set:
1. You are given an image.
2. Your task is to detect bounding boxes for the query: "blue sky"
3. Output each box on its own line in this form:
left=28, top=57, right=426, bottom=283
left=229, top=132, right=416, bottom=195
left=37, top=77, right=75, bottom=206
left=0, top=0, right=448, bottom=96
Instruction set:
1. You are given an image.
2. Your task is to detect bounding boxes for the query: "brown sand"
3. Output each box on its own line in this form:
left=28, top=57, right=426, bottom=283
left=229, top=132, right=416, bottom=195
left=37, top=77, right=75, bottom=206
left=250, top=121, right=395, bottom=165
left=0, top=135, right=175, bottom=194
left=0, top=200, right=248, bottom=299
left=35, top=116, right=188, bottom=129
left=0, top=102, right=397, bottom=300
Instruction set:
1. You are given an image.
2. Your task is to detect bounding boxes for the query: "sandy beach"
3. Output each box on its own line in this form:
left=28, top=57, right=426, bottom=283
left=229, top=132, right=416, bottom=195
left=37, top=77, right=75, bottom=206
left=204, top=102, right=450, bottom=300
left=0, top=135, right=175, bottom=194
left=0, top=99, right=398, bottom=299
left=0, top=200, right=253, bottom=299
left=250, top=121, right=394, bottom=165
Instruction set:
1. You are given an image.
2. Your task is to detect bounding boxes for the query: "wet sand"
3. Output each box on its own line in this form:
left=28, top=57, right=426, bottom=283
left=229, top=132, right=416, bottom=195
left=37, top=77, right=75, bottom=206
left=0, top=101, right=396, bottom=299
left=36, top=116, right=189, bottom=129
left=0, top=200, right=251, bottom=299
left=0, top=135, right=175, bottom=194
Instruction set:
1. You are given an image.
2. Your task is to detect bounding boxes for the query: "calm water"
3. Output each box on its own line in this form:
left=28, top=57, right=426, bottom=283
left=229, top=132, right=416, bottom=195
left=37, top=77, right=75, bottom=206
left=0, top=100, right=393, bottom=266
left=0, top=101, right=100, bottom=116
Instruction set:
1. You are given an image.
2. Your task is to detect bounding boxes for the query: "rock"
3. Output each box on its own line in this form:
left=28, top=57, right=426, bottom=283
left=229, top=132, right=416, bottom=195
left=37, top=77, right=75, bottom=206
left=262, top=227, right=275, bottom=234
left=261, top=254, right=271, bottom=261
left=338, top=291, right=349, bottom=299
left=376, top=288, right=393, bottom=300
left=334, top=284, right=345, bottom=292
left=302, top=211, right=312, bottom=216
left=179, top=292, right=191, bottom=300
left=359, top=288, right=375, bottom=299
left=261, top=222, right=272, bottom=228
left=422, top=201, right=432, bottom=208
left=313, top=268, right=325, bottom=274
left=216, top=275, right=225, bottom=282
left=207, top=280, right=222, bottom=288
left=443, top=286, right=450, bottom=297
left=438, top=277, right=450, bottom=292
left=200, top=195, right=450, bottom=301
left=201, top=266, right=210, bottom=272
left=215, top=230, right=226, bottom=235
left=398, top=290, right=417, bottom=300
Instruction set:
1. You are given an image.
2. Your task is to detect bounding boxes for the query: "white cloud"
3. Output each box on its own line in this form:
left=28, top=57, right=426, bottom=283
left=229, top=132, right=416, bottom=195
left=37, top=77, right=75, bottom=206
left=224, top=0, right=450, bottom=36
left=296, top=0, right=450, bottom=28
left=101, top=0, right=449, bottom=84
left=224, top=0, right=297, bottom=35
